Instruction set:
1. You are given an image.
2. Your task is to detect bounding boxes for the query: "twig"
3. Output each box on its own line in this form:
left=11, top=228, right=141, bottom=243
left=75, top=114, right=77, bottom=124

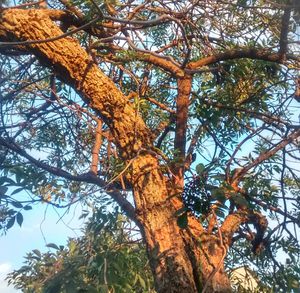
left=231, top=129, right=300, bottom=184
left=104, top=156, right=137, bottom=188
left=90, top=119, right=103, bottom=174
left=0, top=136, right=138, bottom=223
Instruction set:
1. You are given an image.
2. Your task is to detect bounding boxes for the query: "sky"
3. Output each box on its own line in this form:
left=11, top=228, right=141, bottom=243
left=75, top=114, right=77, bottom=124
left=0, top=202, right=85, bottom=292
left=0, top=3, right=299, bottom=292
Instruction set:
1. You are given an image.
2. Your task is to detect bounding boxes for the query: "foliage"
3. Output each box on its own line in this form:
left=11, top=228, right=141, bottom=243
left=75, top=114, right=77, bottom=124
left=0, top=0, right=300, bottom=291
left=7, top=208, right=154, bottom=293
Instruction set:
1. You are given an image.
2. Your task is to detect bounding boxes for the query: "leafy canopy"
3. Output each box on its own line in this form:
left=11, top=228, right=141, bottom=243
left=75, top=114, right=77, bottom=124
left=0, top=0, right=300, bottom=292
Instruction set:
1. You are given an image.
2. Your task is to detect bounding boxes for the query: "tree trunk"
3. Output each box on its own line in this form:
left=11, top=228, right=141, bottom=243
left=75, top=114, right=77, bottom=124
left=132, top=155, right=232, bottom=293
left=132, top=154, right=199, bottom=291
left=0, top=9, right=232, bottom=293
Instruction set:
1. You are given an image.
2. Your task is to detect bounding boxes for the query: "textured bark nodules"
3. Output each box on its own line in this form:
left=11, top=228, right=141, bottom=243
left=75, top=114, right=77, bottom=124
left=0, top=8, right=233, bottom=293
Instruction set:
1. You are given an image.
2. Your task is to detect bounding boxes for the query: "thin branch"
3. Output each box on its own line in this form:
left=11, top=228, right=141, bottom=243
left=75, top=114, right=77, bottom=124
left=92, top=41, right=184, bottom=77
left=1, top=1, right=45, bottom=9
left=58, top=0, right=84, bottom=19
left=225, top=124, right=269, bottom=181
left=192, top=93, right=289, bottom=127
left=0, top=136, right=138, bottom=223
left=90, top=119, right=103, bottom=174
left=104, top=13, right=173, bottom=27
left=231, top=129, right=300, bottom=184
left=245, top=193, right=299, bottom=224
left=145, top=96, right=175, bottom=113
left=186, top=124, right=204, bottom=158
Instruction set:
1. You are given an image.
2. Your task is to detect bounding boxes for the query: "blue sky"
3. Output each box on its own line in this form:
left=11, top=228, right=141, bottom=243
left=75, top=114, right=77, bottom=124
left=0, top=202, right=85, bottom=292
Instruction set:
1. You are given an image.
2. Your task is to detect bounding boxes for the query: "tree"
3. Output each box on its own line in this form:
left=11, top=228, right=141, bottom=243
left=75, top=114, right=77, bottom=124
left=0, top=1, right=299, bottom=292
left=7, top=208, right=155, bottom=293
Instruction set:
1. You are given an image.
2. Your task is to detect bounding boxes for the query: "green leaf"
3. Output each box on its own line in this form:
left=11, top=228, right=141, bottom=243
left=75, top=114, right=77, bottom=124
left=214, top=205, right=227, bottom=218
left=15, top=170, right=22, bottom=183
left=0, top=186, right=8, bottom=194
left=6, top=216, right=15, bottom=229
left=79, top=211, right=89, bottom=220
left=196, top=163, right=205, bottom=175
left=98, top=285, right=109, bottom=293
left=273, top=165, right=281, bottom=174
left=18, top=265, right=32, bottom=273
left=177, top=213, right=188, bottom=229
left=11, top=187, right=24, bottom=196
left=11, top=201, right=23, bottom=208
left=237, top=0, right=248, bottom=6
left=0, top=177, right=15, bottom=186
left=46, top=243, right=60, bottom=250
left=69, top=240, right=77, bottom=255
left=137, top=274, right=146, bottom=289
left=23, top=205, right=32, bottom=210
left=16, top=212, right=23, bottom=227
left=32, top=249, right=41, bottom=258
left=174, top=206, right=187, bottom=217
left=44, top=282, right=62, bottom=293
left=250, top=188, right=258, bottom=196
left=211, top=188, right=226, bottom=202
left=231, top=194, right=249, bottom=207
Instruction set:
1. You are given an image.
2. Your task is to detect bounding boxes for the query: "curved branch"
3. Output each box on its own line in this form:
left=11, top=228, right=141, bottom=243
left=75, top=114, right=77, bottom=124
left=187, top=48, right=299, bottom=70
left=1, top=8, right=153, bottom=158
left=231, top=129, right=300, bottom=184
left=93, top=40, right=184, bottom=77
left=221, top=211, right=248, bottom=246
left=0, top=136, right=138, bottom=223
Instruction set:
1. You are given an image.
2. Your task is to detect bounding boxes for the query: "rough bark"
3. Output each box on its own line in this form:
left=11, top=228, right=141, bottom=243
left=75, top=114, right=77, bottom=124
left=173, top=76, right=192, bottom=183
left=0, top=9, right=233, bottom=292
left=132, top=154, right=199, bottom=292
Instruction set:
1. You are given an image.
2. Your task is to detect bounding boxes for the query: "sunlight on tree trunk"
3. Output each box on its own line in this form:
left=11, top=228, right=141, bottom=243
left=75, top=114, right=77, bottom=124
left=0, top=2, right=299, bottom=292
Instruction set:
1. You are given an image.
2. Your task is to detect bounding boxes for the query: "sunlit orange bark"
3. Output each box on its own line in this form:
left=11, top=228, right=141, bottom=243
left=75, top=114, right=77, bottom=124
left=0, top=9, right=233, bottom=292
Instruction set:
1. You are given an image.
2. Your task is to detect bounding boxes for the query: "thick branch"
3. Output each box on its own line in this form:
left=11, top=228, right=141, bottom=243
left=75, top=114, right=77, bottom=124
left=187, top=48, right=299, bottom=70
left=0, top=10, right=100, bottom=47
left=278, top=6, right=292, bottom=58
left=95, top=43, right=184, bottom=77
left=0, top=9, right=152, bottom=159
left=173, top=76, right=192, bottom=183
left=174, top=76, right=192, bottom=157
left=220, top=212, right=247, bottom=244
left=221, top=210, right=268, bottom=251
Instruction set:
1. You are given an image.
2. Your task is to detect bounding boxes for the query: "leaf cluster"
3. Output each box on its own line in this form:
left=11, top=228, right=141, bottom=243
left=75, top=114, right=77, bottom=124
left=6, top=208, right=154, bottom=293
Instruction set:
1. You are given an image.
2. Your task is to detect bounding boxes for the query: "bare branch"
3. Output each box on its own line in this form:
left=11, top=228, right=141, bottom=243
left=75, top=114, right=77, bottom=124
left=231, top=129, right=300, bottom=184
left=278, top=6, right=292, bottom=59
left=187, top=48, right=299, bottom=70
left=90, top=119, right=103, bottom=175
left=0, top=136, right=138, bottom=223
